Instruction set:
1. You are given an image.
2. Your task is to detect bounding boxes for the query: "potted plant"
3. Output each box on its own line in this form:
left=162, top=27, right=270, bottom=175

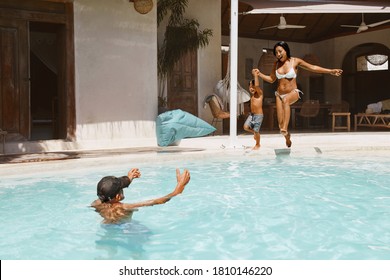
left=157, top=0, right=212, bottom=112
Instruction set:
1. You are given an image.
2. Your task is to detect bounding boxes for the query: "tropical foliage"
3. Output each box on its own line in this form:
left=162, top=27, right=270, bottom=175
left=157, top=0, right=213, bottom=81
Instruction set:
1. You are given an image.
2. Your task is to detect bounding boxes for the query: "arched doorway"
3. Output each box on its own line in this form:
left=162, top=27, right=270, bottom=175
left=342, top=43, right=390, bottom=115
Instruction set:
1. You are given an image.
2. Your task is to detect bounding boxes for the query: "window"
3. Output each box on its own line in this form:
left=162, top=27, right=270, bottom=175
left=357, top=54, right=388, bottom=71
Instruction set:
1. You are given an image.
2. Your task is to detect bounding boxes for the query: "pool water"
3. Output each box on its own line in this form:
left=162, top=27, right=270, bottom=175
left=1, top=152, right=390, bottom=260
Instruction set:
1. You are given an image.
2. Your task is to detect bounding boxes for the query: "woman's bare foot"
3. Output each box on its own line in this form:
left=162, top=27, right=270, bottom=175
left=284, top=132, right=292, bottom=148
left=252, top=145, right=260, bottom=150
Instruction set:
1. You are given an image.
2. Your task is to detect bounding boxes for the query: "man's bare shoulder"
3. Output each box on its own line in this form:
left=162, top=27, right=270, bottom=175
left=91, top=199, right=101, bottom=208
left=92, top=201, right=139, bottom=224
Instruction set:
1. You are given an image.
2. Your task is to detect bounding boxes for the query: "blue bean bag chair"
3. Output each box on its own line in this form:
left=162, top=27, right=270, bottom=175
left=156, top=109, right=216, bottom=146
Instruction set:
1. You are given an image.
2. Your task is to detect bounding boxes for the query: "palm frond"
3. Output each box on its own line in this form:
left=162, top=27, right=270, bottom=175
left=157, top=0, right=213, bottom=79
left=157, top=0, right=188, bottom=26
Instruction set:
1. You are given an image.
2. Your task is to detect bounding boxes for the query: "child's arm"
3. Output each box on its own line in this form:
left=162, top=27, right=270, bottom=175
left=252, top=69, right=263, bottom=96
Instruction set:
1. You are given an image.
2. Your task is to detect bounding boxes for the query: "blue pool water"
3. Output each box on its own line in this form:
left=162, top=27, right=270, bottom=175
left=1, top=152, right=390, bottom=260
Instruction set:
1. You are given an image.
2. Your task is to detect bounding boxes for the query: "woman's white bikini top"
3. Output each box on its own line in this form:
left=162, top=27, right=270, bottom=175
left=276, top=59, right=297, bottom=80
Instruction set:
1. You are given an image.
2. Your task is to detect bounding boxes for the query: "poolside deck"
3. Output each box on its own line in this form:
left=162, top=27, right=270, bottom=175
left=1, top=131, right=389, bottom=165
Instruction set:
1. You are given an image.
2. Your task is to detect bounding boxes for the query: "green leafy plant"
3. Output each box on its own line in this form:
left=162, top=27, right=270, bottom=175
left=157, top=0, right=213, bottom=106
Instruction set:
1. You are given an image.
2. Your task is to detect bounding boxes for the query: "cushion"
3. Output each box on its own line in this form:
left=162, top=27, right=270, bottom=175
left=156, top=109, right=216, bottom=146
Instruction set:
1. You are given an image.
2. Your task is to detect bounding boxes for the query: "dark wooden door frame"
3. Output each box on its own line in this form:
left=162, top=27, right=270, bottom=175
left=0, top=0, right=75, bottom=140
left=0, top=18, right=29, bottom=138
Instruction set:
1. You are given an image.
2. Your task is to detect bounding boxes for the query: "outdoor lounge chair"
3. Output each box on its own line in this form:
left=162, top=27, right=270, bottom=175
left=204, top=95, right=230, bottom=134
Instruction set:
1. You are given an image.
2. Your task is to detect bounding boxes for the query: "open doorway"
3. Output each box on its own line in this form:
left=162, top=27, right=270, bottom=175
left=342, top=43, right=390, bottom=115
left=30, top=22, right=60, bottom=140
left=0, top=0, right=75, bottom=143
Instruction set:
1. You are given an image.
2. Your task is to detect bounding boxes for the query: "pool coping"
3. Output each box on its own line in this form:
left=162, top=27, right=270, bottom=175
left=0, top=131, right=389, bottom=176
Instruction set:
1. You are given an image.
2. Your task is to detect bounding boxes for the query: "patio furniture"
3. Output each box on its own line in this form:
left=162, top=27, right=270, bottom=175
left=205, top=95, right=230, bottom=135
left=354, top=113, right=390, bottom=131
left=296, top=100, right=320, bottom=128
left=330, top=100, right=350, bottom=132
left=332, top=112, right=351, bottom=132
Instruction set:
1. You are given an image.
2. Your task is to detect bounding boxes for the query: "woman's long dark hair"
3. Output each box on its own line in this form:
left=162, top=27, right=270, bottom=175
left=273, top=41, right=291, bottom=58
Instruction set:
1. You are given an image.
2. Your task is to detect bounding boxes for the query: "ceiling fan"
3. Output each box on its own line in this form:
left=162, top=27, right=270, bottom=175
left=341, top=13, right=390, bottom=33
left=260, top=14, right=306, bottom=30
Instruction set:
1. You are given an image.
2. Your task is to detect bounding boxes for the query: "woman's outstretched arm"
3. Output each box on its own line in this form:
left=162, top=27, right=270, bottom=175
left=297, top=57, right=343, bottom=76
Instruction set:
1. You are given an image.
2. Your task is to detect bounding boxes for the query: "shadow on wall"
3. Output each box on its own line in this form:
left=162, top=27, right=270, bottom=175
left=2, top=118, right=160, bottom=156
left=1, top=139, right=81, bottom=158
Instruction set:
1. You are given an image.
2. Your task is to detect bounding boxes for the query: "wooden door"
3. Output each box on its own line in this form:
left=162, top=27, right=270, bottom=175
left=0, top=18, right=29, bottom=139
left=167, top=50, right=198, bottom=116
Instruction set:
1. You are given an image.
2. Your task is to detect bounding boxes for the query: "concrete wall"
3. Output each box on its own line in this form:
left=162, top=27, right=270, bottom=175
left=157, top=0, right=222, bottom=131
left=73, top=0, right=222, bottom=148
left=187, top=0, right=222, bottom=124
left=74, top=0, right=157, bottom=146
left=313, top=28, right=390, bottom=103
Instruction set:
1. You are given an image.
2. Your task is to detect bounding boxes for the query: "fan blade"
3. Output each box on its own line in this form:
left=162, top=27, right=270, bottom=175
left=283, top=25, right=306, bottom=29
left=341, top=25, right=360, bottom=28
left=260, top=25, right=278, bottom=31
left=356, top=24, right=368, bottom=33
left=367, top=19, right=390, bottom=28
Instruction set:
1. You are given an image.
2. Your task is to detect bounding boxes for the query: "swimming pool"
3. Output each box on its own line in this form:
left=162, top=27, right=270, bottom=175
left=1, top=150, right=390, bottom=260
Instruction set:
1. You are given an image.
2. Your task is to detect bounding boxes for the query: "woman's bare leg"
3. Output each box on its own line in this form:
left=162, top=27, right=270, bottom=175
left=279, top=90, right=299, bottom=148
left=275, top=97, right=285, bottom=131
left=281, top=99, right=291, bottom=133
left=281, top=90, right=300, bottom=133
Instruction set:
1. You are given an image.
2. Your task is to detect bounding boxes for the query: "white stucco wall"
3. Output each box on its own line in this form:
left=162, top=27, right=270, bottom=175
left=317, top=28, right=390, bottom=67
left=313, top=28, right=390, bottom=103
left=157, top=0, right=222, bottom=129
left=186, top=0, right=222, bottom=123
left=74, top=0, right=157, bottom=146
left=72, top=0, right=221, bottom=148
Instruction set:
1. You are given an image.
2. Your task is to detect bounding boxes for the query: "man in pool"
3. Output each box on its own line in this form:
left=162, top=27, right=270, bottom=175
left=91, top=168, right=190, bottom=224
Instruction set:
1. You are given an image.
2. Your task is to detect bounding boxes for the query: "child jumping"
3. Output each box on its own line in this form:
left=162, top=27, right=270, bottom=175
left=243, top=69, right=264, bottom=150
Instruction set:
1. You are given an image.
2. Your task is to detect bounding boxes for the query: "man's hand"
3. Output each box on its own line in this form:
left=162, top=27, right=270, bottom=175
left=128, top=168, right=141, bottom=180
left=121, top=168, right=191, bottom=209
left=173, top=169, right=190, bottom=196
